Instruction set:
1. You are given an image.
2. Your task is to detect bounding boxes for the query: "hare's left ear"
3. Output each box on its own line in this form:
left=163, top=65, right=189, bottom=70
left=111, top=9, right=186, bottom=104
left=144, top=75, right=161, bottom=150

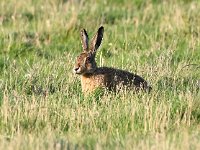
left=90, top=26, right=104, bottom=54
left=80, top=29, right=89, bottom=52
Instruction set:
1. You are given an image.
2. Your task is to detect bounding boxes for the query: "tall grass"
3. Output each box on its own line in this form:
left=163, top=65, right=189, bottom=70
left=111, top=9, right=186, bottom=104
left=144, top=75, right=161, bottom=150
left=0, top=0, right=200, bottom=149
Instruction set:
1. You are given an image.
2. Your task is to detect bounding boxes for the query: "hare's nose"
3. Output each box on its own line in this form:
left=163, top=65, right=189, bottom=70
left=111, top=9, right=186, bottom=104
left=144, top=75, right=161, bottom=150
left=74, top=67, right=79, bottom=71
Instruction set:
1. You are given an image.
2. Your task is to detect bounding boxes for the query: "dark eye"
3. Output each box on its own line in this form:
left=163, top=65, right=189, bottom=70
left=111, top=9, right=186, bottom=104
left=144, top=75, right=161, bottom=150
left=86, top=57, right=91, bottom=62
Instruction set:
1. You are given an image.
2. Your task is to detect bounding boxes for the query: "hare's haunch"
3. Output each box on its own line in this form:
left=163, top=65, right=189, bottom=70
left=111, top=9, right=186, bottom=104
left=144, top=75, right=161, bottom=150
left=74, top=26, right=151, bottom=94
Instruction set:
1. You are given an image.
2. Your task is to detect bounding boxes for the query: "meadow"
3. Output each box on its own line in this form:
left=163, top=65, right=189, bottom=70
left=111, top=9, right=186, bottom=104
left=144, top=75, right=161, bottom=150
left=0, top=0, right=200, bottom=149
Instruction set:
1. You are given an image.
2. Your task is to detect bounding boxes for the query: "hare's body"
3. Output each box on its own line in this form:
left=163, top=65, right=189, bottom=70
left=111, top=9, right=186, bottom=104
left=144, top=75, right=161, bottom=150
left=74, top=26, right=151, bottom=95
left=81, top=67, right=149, bottom=93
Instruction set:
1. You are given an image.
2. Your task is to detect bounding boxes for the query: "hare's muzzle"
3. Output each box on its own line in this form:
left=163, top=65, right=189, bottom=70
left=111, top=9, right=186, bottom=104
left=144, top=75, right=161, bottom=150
left=73, top=67, right=81, bottom=74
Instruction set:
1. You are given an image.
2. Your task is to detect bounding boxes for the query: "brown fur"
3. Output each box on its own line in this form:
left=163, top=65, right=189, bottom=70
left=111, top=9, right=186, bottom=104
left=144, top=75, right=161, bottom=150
left=74, top=26, right=151, bottom=94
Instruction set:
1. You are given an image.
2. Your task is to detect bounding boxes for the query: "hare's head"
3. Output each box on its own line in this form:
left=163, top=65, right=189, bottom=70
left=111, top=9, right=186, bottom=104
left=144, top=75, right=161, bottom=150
left=74, top=26, right=104, bottom=75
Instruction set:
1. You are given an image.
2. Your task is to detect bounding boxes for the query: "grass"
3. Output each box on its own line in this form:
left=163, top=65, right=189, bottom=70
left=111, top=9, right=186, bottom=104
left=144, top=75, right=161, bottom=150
left=0, top=0, right=200, bottom=149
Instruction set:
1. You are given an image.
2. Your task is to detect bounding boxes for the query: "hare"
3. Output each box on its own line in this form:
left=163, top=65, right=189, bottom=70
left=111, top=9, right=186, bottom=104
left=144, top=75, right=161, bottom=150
left=74, top=26, right=151, bottom=94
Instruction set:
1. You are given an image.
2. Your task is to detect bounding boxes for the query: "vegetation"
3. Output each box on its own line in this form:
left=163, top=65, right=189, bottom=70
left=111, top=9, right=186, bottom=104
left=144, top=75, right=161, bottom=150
left=0, top=0, right=200, bottom=149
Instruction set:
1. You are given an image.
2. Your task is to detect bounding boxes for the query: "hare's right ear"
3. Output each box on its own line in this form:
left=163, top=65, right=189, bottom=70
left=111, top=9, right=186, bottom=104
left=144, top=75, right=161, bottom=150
left=90, top=26, right=104, bottom=54
left=80, top=29, right=89, bottom=51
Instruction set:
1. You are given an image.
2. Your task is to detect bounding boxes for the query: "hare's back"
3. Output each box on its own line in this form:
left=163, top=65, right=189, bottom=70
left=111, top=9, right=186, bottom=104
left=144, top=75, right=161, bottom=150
left=96, top=67, right=149, bottom=91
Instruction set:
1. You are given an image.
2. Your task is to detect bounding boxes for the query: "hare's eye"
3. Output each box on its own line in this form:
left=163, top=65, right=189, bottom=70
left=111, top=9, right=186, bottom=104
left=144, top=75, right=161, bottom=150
left=86, top=57, right=91, bottom=62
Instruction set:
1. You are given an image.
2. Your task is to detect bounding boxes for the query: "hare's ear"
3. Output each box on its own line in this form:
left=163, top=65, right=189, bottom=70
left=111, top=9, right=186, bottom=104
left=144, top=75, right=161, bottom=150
left=80, top=29, right=89, bottom=51
left=90, top=26, right=104, bottom=54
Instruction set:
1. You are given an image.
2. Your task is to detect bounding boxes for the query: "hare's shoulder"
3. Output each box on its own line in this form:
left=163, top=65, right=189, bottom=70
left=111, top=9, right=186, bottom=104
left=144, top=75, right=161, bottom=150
left=95, top=67, right=134, bottom=77
left=94, top=67, right=117, bottom=74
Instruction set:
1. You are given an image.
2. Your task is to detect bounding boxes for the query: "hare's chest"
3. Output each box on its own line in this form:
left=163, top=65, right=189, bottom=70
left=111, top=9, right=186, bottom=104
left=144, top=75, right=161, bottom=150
left=81, top=75, right=105, bottom=93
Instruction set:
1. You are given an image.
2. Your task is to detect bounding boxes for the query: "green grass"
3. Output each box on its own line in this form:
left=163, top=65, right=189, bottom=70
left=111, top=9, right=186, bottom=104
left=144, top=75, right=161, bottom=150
left=0, top=0, right=200, bottom=149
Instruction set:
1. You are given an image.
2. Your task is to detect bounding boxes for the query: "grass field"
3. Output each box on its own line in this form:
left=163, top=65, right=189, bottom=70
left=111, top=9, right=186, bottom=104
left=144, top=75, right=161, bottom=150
left=0, top=0, right=200, bottom=149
